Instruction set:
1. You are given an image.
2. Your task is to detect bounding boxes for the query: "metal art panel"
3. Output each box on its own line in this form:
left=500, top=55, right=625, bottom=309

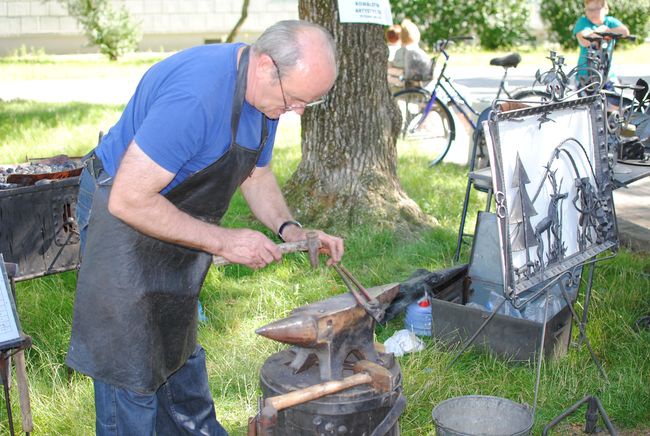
left=484, top=96, right=617, bottom=297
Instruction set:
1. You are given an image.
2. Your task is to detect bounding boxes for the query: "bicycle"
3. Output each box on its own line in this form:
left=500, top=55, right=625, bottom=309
left=392, top=36, right=549, bottom=167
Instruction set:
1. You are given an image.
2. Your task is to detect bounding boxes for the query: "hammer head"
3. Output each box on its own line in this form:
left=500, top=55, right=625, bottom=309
left=306, top=231, right=320, bottom=268
left=352, top=360, right=395, bottom=393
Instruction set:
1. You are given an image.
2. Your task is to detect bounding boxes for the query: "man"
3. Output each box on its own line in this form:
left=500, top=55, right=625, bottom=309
left=67, top=20, right=343, bottom=435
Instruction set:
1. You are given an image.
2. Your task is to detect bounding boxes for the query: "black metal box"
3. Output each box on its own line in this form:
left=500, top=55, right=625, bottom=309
left=431, top=298, right=573, bottom=361
left=431, top=213, right=574, bottom=361
left=0, top=177, right=81, bottom=280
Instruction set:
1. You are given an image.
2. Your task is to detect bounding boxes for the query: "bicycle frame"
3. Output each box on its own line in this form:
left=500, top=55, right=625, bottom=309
left=418, top=46, right=515, bottom=132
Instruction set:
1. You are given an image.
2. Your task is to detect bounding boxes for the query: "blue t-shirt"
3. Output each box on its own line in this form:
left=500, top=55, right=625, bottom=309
left=96, top=43, right=278, bottom=192
left=572, top=15, right=623, bottom=78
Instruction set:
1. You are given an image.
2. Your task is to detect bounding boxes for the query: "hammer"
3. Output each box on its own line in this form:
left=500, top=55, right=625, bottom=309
left=213, top=231, right=321, bottom=268
left=265, top=360, right=394, bottom=410
left=248, top=360, right=395, bottom=435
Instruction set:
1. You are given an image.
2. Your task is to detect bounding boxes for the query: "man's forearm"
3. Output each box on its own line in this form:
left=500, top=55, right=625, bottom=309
left=108, top=183, right=226, bottom=254
left=240, top=166, right=294, bottom=235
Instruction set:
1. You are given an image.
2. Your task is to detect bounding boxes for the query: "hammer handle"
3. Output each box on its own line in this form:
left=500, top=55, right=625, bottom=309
left=266, top=372, right=371, bottom=411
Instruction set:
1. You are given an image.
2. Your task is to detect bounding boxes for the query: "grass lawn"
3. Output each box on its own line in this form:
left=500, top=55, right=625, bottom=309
left=0, top=55, right=648, bottom=435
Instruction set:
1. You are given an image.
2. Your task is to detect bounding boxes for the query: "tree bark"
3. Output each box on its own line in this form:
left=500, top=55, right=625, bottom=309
left=285, top=0, right=436, bottom=235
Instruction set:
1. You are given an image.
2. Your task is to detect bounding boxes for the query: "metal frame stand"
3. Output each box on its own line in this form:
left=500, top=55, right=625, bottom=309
left=0, top=337, right=31, bottom=436
left=542, top=395, right=617, bottom=435
left=445, top=255, right=615, bottom=432
left=1, top=262, right=33, bottom=436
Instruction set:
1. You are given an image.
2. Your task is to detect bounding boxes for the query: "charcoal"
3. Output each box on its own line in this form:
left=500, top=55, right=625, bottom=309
left=0, top=155, right=82, bottom=190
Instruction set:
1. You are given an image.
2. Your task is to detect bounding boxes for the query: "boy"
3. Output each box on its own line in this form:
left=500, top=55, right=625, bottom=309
left=573, top=0, right=629, bottom=87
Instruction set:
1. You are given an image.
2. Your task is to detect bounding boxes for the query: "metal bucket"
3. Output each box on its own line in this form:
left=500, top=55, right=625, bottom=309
left=432, top=395, right=533, bottom=436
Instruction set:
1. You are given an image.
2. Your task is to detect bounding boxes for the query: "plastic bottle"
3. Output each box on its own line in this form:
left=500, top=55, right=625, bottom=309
left=404, top=295, right=433, bottom=336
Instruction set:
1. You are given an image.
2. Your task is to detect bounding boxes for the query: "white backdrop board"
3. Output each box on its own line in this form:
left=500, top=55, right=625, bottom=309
left=484, top=96, right=618, bottom=297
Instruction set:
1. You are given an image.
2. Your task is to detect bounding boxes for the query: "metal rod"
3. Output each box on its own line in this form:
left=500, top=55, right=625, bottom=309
left=533, top=290, right=551, bottom=418
left=332, top=264, right=369, bottom=307
left=559, top=281, right=609, bottom=383
left=0, top=353, right=15, bottom=436
left=336, top=264, right=372, bottom=300
left=542, top=395, right=591, bottom=435
left=579, top=260, right=597, bottom=345
left=446, top=297, right=507, bottom=369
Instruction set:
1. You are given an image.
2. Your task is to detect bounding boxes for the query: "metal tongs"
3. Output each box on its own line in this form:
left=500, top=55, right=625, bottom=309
left=332, top=264, right=386, bottom=324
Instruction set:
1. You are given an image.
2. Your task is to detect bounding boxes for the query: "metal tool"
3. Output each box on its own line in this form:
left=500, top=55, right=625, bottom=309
left=332, top=264, right=387, bottom=324
left=212, top=231, right=320, bottom=268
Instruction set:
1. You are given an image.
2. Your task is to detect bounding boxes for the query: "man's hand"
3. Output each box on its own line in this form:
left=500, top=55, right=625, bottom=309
left=215, top=228, right=282, bottom=269
left=280, top=226, right=344, bottom=266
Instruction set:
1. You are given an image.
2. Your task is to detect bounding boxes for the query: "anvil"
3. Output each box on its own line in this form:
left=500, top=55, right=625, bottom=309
left=256, top=283, right=400, bottom=381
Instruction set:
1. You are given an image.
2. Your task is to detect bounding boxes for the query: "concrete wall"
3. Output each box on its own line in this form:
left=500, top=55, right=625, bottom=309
left=0, top=0, right=299, bottom=55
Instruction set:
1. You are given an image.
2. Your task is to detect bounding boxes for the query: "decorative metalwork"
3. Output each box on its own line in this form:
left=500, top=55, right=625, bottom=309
left=484, top=96, right=617, bottom=298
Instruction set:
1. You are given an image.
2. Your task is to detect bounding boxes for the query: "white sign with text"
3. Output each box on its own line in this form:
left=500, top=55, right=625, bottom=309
left=338, top=0, right=393, bottom=26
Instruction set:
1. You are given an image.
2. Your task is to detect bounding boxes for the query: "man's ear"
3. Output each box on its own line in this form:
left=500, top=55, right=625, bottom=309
left=257, top=53, right=276, bottom=79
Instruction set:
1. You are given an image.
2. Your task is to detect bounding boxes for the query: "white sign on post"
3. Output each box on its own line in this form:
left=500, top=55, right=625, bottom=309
left=338, top=0, right=393, bottom=26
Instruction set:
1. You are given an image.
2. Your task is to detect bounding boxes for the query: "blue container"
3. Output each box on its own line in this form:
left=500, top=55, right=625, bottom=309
left=405, top=298, right=432, bottom=336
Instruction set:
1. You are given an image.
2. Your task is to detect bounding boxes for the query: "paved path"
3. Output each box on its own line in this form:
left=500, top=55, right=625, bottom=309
left=0, top=64, right=647, bottom=253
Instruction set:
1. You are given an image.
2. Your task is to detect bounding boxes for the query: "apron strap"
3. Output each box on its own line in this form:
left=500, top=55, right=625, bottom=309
left=231, top=45, right=270, bottom=172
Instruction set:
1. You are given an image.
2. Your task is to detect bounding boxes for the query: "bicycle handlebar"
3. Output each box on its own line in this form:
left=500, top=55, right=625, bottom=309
left=594, top=31, right=637, bottom=42
left=448, top=36, right=474, bottom=42
left=435, top=36, right=474, bottom=52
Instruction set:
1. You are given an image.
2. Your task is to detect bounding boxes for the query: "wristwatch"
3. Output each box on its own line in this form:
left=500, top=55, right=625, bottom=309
left=277, top=220, right=302, bottom=242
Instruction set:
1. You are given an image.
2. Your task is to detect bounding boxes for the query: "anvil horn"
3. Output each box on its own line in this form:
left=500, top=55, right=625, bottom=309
left=255, top=315, right=318, bottom=347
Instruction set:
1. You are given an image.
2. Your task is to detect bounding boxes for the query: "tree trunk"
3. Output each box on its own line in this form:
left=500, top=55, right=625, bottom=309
left=225, top=0, right=250, bottom=43
left=284, top=0, right=436, bottom=235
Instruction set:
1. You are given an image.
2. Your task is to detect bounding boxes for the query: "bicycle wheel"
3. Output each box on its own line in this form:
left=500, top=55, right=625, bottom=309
left=393, top=88, right=456, bottom=166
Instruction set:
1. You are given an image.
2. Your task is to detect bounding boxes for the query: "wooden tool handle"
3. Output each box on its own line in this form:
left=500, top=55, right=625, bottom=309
left=265, top=372, right=371, bottom=411
left=14, top=351, right=33, bottom=432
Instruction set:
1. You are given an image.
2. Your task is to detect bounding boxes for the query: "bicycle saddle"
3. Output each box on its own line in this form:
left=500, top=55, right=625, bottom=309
left=489, top=53, right=521, bottom=68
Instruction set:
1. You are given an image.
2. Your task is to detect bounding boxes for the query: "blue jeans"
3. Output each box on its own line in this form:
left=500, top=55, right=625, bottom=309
left=94, top=345, right=227, bottom=436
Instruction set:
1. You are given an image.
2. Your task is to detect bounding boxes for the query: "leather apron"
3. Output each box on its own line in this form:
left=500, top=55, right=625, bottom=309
left=67, top=47, right=268, bottom=394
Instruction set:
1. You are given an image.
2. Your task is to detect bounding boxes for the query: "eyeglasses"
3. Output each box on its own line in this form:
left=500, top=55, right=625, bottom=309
left=269, top=56, right=327, bottom=111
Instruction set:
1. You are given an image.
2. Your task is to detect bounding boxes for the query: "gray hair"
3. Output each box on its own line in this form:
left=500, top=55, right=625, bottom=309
left=252, top=20, right=337, bottom=79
